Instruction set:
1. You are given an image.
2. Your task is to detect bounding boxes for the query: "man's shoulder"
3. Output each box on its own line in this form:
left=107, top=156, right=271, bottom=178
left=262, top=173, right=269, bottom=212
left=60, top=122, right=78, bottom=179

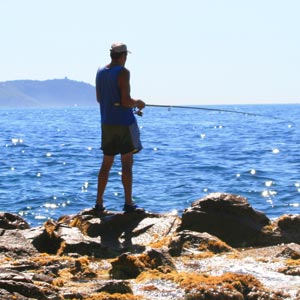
left=119, top=67, right=130, bottom=77
left=120, top=66, right=130, bottom=73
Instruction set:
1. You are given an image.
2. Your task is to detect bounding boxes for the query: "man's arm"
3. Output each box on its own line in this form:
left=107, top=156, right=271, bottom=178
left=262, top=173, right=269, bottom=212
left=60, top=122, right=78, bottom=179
left=118, top=68, right=145, bottom=109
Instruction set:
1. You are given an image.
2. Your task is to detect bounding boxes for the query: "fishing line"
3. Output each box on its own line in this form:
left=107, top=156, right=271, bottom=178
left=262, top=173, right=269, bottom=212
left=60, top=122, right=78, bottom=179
left=143, top=104, right=296, bottom=126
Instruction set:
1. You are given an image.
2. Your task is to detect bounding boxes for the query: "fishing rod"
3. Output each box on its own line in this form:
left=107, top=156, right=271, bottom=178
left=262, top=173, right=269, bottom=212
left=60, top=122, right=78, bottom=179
left=141, top=104, right=294, bottom=125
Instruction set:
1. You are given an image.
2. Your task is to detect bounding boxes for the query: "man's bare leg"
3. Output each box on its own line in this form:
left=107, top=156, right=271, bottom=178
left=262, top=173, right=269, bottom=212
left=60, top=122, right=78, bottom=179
left=96, top=155, right=114, bottom=207
left=121, top=152, right=134, bottom=205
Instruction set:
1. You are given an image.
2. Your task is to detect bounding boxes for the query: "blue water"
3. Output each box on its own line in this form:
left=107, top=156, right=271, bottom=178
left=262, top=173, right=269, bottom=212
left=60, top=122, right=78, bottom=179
left=1, top=104, right=300, bottom=226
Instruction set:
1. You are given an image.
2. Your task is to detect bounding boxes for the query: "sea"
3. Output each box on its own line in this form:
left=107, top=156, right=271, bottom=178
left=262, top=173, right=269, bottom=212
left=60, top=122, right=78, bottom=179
left=1, top=104, right=300, bottom=227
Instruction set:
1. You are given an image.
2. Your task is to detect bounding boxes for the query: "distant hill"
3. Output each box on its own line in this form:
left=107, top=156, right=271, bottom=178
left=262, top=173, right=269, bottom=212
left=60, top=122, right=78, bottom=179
left=0, top=78, right=97, bottom=108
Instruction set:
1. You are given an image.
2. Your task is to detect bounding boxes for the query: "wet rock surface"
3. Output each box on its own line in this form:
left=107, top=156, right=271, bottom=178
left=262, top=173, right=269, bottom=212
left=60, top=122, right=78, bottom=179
left=0, top=193, right=300, bottom=299
left=181, top=193, right=300, bottom=247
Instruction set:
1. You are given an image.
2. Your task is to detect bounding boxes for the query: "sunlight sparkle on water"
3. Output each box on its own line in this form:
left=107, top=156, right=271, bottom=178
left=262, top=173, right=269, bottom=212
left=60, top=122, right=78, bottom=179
left=272, top=148, right=280, bottom=154
left=11, top=138, right=24, bottom=145
left=44, top=203, right=58, bottom=209
left=35, top=215, right=47, bottom=220
left=81, top=182, right=89, bottom=192
left=262, top=190, right=277, bottom=198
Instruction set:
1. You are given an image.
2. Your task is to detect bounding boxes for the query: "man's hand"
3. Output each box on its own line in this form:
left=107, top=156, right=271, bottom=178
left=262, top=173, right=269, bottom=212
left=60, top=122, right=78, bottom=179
left=135, top=100, right=145, bottom=117
left=136, top=99, right=145, bottom=110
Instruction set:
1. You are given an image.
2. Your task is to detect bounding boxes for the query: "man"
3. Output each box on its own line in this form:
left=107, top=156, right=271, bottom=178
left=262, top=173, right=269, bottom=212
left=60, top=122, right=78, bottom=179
left=95, top=43, right=146, bottom=213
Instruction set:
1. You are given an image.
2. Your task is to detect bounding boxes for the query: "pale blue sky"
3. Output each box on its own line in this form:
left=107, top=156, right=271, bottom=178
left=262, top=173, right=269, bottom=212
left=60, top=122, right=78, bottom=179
left=1, top=0, right=299, bottom=105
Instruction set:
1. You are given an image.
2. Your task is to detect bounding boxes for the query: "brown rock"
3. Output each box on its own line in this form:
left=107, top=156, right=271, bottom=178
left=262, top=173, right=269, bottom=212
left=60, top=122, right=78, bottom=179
left=0, top=213, right=29, bottom=230
left=145, top=248, right=176, bottom=273
left=22, top=221, right=63, bottom=254
left=110, top=252, right=144, bottom=279
left=276, top=214, right=300, bottom=243
left=110, top=248, right=176, bottom=279
left=277, top=214, right=300, bottom=231
left=278, top=265, right=300, bottom=276
left=168, top=230, right=233, bottom=256
left=23, top=220, right=104, bottom=257
left=275, top=243, right=300, bottom=259
left=95, top=280, right=133, bottom=294
left=180, top=193, right=270, bottom=247
left=259, top=215, right=300, bottom=246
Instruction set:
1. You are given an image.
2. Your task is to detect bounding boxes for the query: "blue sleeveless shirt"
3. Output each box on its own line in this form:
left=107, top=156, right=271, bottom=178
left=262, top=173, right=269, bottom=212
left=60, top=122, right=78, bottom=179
left=95, top=65, right=136, bottom=125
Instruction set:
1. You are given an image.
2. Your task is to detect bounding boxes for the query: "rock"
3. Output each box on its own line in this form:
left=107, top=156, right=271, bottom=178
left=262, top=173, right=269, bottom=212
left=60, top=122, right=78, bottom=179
left=55, top=224, right=103, bottom=257
left=0, top=269, right=32, bottom=283
left=27, top=210, right=177, bottom=259
left=110, top=252, right=144, bottom=279
left=276, top=214, right=300, bottom=243
left=168, top=230, right=233, bottom=256
left=0, top=289, right=20, bottom=300
left=110, top=248, right=176, bottom=279
left=0, top=198, right=299, bottom=299
left=180, top=193, right=270, bottom=247
left=277, top=214, right=300, bottom=231
left=0, top=270, right=49, bottom=299
left=275, top=243, right=300, bottom=259
left=0, top=212, right=30, bottom=230
left=62, top=292, right=84, bottom=299
left=145, top=248, right=176, bottom=273
left=23, top=220, right=103, bottom=257
left=0, top=229, right=38, bottom=259
left=95, top=280, right=133, bottom=294
left=258, top=215, right=300, bottom=246
left=23, top=222, right=63, bottom=254
left=32, top=273, right=54, bottom=284
left=4, top=260, right=40, bottom=272
left=60, top=209, right=180, bottom=257
left=278, top=265, right=300, bottom=276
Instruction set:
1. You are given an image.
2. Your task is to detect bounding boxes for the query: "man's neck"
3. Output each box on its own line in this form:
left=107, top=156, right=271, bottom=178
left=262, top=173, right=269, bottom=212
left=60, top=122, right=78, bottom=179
left=109, top=58, right=125, bottom=67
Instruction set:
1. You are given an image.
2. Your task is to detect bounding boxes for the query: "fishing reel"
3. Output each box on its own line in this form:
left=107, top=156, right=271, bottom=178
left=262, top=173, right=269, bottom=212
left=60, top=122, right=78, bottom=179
left=114, top=102, right=143, bottom=116
left=134, top=108, right=143, bottom=117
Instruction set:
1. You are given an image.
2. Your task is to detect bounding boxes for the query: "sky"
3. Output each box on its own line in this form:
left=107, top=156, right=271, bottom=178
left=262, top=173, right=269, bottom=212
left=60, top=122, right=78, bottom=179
left=0, top=0, right=299, bottom=105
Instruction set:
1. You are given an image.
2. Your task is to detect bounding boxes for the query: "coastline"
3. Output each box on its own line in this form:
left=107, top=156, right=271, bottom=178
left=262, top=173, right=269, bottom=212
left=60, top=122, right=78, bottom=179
left=1, top=193, right=300, bottom=299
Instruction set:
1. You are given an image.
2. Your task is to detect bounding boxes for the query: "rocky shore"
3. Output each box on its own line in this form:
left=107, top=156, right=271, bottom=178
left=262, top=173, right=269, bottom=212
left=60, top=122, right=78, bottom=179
left=1, top=193, right=300, bottom=300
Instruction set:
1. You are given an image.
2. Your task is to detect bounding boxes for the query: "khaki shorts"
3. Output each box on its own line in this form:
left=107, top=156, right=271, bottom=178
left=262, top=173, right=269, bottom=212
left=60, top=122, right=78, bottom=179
left=101, top=122, right=142, bottom=156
